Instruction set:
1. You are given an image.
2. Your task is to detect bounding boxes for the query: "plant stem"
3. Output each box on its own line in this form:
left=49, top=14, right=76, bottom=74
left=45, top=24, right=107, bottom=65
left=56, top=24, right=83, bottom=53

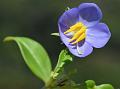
left=44, top=77, right=56, bottom=89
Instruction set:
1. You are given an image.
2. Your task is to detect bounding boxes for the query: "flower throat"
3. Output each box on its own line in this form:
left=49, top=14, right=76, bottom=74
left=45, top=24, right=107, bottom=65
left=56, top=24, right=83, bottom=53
left=64, top=22, right=86, bottom=45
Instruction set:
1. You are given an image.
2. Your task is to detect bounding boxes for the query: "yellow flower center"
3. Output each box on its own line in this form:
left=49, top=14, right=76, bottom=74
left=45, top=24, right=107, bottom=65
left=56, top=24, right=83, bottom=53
left=64, top=22, right=87, bottom=45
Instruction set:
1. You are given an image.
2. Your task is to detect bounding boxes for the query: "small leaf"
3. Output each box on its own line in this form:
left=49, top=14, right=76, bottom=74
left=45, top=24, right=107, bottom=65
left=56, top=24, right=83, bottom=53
left=51, top=33, right=59, bottom=36
left=52, top=49, right=72, bottom=78
left=4, top=36, right=52, bottom=84
left=85, top=80, right=95, bottom=88
left=85, top=80, right=114, bottom=89
left=95, top=84, right=114, bottom=89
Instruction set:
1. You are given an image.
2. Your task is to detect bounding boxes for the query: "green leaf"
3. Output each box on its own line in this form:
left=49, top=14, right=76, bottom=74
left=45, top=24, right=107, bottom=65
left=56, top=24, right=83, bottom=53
left=85, top=80, right=95, bottom=88
left=4, top=36, right=52, bottom=84
left=85, top=80, right=114, bottom=89
left=52, top=49, right=72, bottom=78
left=95, top=84, right=114, bottom=89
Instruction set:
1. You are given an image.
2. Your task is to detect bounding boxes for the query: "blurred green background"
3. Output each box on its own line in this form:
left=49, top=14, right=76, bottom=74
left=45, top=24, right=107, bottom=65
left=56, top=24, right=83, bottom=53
left=0, top=0, right=120, bottom=89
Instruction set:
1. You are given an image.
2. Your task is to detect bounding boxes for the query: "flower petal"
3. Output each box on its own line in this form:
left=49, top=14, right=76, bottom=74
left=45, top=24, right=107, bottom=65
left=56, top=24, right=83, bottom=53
left=58, top=8, right=79, bottom=28
left=69, top=42, right=93, bottom=57
left=78, top=3, right=102, bottom=27
left=58, top=24, right=75, bottom=48
left=86, top=23, right=111, bottom=48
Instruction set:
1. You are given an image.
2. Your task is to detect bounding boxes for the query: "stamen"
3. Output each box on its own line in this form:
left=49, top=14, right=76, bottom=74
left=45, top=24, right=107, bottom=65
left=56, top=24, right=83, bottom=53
left=70, top=22, right=83, bottom=29
left=64, top=22, right=83, bottom=34
left=64, top=22, right=87, bottom=45
left=77, top=43, right=83, bottom=55
left=68, top=26, right=86, bottom=42
left=72, top=33, right=86, bottom=45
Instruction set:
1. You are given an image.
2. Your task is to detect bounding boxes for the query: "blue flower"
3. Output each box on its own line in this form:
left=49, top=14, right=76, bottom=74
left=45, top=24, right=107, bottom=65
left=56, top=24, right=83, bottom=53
left=58, top=3, right=111, bottom=57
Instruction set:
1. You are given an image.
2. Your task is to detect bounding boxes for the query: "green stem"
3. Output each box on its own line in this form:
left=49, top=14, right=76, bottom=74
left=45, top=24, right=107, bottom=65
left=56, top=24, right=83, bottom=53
left=45, top=77, right=56, bottom=89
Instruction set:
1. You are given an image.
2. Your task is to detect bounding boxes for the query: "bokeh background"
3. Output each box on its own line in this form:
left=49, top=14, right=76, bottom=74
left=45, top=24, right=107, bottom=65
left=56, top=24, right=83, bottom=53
left=0, top=0, right=120, bottom=89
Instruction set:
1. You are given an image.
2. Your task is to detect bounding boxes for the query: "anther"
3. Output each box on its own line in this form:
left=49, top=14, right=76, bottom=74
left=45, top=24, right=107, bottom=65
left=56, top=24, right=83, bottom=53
left=64, top=22, right=87, bottom=45
left=72, top=33, right=86, bottom=45
left=64, top=22, right=83, bottom=34
left=69, top=26, right=86, bottom=42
